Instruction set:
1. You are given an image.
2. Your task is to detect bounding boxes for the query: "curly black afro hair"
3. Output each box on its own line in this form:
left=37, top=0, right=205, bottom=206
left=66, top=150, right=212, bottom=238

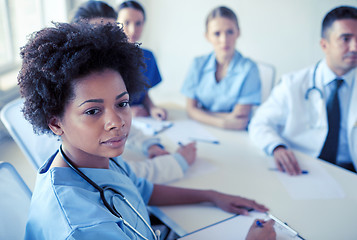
left=18, top=22, right=146, bottom=135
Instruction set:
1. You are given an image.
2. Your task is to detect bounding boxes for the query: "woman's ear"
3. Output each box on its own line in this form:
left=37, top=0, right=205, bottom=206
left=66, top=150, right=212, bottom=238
left=48, top=117, right=63, bottom=136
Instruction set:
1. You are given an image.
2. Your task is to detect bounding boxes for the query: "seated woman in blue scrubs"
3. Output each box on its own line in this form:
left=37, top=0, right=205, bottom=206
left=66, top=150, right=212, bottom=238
left=181, top=6, right=261, bottom=130
left=20, top=22, right=275, bottom=239
left=117, top=1, right=167, bottom=120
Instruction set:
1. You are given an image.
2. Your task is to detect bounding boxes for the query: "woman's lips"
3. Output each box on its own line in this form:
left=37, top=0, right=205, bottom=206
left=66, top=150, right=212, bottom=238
left=101, top=135, right=127, bottom=147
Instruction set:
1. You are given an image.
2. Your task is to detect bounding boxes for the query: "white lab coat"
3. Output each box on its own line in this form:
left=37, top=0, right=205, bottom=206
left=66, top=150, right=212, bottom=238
left=249, top=62, right=357, bottom=168
left=126, top=127, right=185, bottom=184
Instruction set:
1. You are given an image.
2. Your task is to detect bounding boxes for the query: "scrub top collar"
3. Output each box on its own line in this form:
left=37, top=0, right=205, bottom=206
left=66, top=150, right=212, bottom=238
left=38, top=151, right=57, bottom=174
left=321, top=59, right=356, bottom=88
left=203, top=50, right=242, bottom=76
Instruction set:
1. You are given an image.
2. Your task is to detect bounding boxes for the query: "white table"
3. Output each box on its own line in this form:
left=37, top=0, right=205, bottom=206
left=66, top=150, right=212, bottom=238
left=126, top=105, right=357, bottom=240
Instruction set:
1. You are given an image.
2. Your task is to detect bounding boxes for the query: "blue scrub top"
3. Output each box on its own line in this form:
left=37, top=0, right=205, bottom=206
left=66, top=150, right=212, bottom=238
left=131, top=48, right=162, bottom=105
left=25, top=153, right=154, bottom=240
left=181, top=51, right=261, bottom=112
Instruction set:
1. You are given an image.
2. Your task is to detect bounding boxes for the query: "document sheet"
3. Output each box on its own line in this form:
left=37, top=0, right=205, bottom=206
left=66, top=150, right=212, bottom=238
left=178, top=211, right=300, bottom=240
left=271, top=151, right=345, bottom=199
left=164, top=120, right=219, bottom=144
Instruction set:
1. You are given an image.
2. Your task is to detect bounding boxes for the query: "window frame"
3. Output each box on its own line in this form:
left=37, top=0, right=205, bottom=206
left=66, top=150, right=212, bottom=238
left=0, top=0, right=18, bottom=74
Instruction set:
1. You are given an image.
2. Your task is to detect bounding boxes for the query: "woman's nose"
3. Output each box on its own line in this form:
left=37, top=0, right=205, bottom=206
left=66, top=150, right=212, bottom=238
left=126, top=24, right=135, bottom=37
left=219, top=33, right=228, bottom=43
left=104, top=110, right=125, bottom=131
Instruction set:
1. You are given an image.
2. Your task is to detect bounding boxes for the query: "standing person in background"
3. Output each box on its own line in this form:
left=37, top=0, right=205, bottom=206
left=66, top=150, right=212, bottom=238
left=181, top=6, right=261, bottom=130
left=71, top=0, right=197, bottom=184
left=249, top=6, right=357, bottom=175
left=117, top=0, right=167, bottom=120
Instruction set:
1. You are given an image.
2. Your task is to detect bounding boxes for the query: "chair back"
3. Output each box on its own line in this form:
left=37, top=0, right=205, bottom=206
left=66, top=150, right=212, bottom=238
left=0, top=161, right=32, bottom=240
left=257, top=61, right=276, bottom=103
left=1, top=98, right=60, bottom=169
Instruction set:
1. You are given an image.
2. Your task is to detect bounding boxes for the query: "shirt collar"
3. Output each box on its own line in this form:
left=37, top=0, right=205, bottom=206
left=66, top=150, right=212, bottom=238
left=203, top=50, right=241, bottom=73
left=321, top=59, right=356, bottom=88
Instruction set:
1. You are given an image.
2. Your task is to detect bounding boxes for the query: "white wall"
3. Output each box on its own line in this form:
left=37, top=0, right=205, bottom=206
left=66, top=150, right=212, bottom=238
left=134, top=0, right=357, bottom=105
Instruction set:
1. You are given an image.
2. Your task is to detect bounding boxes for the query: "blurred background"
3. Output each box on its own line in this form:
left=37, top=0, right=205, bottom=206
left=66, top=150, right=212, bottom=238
left=1, top=0, right=356, bottom=138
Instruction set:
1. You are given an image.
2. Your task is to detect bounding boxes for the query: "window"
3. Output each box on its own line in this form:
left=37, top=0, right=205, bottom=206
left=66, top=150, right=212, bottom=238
left=0, top=0, right=43, bottom=92
left=0, top=0, right=14, bottom=72
left=0, top=0, right=67, bottom=93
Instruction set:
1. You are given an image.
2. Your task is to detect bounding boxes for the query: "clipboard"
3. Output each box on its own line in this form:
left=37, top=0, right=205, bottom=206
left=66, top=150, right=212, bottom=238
left=131, top=117, right=173, bottom=136
left=178, top=211, right=304, bottom=240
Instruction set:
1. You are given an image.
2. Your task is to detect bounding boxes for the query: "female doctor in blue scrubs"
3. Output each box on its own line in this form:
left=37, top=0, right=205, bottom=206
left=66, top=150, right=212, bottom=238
left=181, top=6, right=261, bottom=130
left=20, top=22, right=275, bottom=239
left=117, top=1, right=167, bottom=120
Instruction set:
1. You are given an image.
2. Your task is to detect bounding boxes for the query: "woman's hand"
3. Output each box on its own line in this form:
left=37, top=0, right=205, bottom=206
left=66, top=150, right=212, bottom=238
left=246, top=219, right=276, bottom=240
left=150, top=106, right=167, bottom=120
left=210, top=191, right=269, bottom=215
left=220, top=116, right=249, bottom=130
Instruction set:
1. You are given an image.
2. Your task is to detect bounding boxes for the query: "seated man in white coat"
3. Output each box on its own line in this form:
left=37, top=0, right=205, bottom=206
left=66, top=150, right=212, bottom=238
left=249, top=6, right=357, bottom=175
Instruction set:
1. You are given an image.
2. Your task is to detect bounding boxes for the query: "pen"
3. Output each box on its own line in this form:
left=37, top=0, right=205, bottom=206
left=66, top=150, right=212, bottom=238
left=267, top=212, right=298, bottom=237
left=189, top=138, right=220, bottom=144
left=268, top=168, right=309, bottom=174
left=256, top=220, right=264, bottom=227
left=153, top=123, right=173, bottom=135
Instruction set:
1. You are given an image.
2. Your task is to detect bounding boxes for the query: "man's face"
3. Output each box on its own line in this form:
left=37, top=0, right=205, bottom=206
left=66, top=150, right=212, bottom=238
left=321, top=19, right=357, bottom=76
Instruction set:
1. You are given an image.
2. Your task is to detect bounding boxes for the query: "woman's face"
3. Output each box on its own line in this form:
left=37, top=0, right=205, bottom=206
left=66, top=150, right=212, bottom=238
left=49, top=69, right=132, bottom=166
left=206, top=17, right=240, bottom=58
left=117, top=8, right=145, bottom=43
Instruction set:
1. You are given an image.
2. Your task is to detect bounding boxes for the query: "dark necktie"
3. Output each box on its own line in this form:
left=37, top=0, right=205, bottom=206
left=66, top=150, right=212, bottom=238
left=318, top=79, right=343, bottom=164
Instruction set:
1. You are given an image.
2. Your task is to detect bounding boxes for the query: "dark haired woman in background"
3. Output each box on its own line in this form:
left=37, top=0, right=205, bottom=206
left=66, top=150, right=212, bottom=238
left=117, top=0, right=167, bottom=120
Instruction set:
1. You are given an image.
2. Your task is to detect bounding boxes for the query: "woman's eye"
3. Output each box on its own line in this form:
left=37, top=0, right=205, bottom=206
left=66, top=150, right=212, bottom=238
left=118, top=101, right=129, bottom=108
left=214, top=32, right=220, bottom=37
left=85, top=109, right=100, bottom=115
left=227, top=29, right=234, bottom=35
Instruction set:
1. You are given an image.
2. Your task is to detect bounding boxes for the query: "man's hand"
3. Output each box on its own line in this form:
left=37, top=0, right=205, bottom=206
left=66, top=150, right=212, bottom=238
left=148, top=145, right=169, bottom=158
left=176, top=142, right=197, bottom=165
left=273, top=146, right=302, bottom=175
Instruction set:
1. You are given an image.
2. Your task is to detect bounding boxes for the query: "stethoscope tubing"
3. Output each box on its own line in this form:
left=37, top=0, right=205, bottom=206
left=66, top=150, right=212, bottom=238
left=305, top=60, right=324, bottom=100
left=59, top=145, right=158, bottom=240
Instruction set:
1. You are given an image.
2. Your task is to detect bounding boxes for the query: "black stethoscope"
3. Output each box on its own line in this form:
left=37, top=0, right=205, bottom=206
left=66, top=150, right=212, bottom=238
left=304, top=60, right=324, bottom=100
left=59, top=145, right=158, bottom=240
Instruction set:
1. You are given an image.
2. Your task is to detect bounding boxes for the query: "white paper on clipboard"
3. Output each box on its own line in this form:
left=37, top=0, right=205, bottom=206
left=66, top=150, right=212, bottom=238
left=178, top=211, right=301, bottom=240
